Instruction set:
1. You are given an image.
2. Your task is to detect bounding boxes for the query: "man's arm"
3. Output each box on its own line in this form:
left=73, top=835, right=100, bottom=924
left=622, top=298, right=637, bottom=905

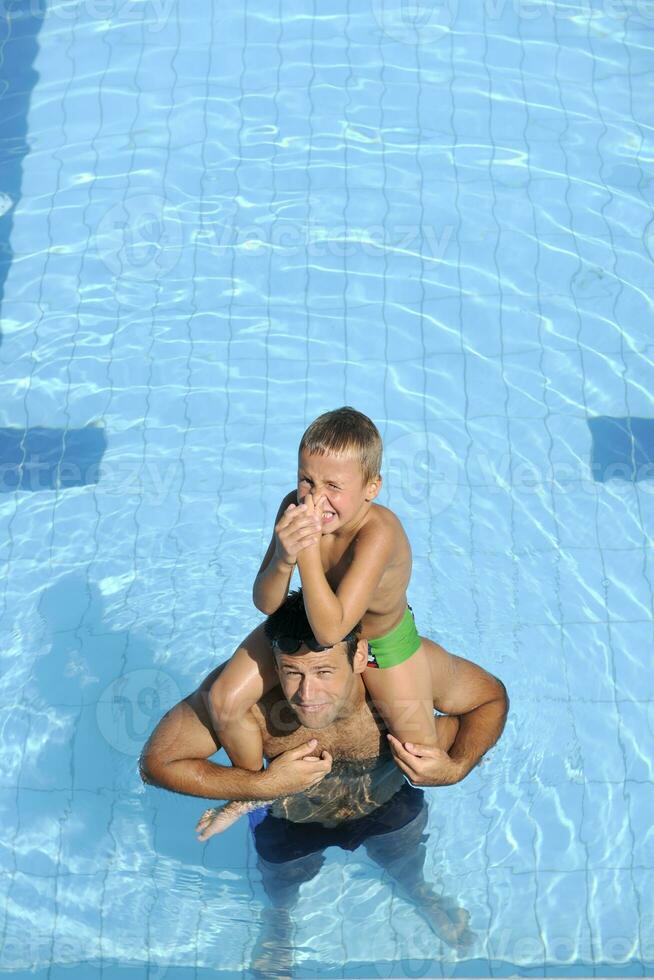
left=139, top=699, right=274, bottom=801
left=388, top=637, right=508, bottom=787
left=140, top=693, right=332, bottom=801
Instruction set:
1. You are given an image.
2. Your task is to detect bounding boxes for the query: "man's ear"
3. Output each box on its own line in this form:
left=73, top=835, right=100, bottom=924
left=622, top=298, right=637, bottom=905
left=365, top=474, right=382, bottom=502
left=352, top=638, right=369, bottom=675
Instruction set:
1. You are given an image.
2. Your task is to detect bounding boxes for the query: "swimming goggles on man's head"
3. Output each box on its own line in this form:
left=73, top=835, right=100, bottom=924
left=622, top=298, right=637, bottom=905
left=272, top=635, right=330, bottom=654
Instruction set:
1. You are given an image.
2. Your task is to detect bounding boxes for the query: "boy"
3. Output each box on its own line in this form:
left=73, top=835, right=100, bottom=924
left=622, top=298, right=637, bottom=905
left=202, top=407, right=441, bottom=835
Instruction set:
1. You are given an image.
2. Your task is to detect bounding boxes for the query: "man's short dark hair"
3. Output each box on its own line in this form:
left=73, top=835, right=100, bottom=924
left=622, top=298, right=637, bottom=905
left=264, top=589, right=361, bottom=667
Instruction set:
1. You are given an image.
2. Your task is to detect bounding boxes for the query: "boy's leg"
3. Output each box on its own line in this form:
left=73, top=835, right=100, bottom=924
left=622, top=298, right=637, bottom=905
left=363, top=640, right=440, bottom=748
left=207, top=622, right=278, bottom=770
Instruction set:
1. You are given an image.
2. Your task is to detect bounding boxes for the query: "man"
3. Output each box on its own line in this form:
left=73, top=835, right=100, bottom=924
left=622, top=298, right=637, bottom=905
left=140, top=591, right=508, bottom=972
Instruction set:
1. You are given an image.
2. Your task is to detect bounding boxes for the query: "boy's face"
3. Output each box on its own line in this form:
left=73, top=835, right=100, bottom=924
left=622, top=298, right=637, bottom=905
left=297, top=449, right=380, bottom=533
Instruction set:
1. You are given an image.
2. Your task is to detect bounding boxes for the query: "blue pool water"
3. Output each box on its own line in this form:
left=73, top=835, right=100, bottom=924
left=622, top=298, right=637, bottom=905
left=1, top=0, right=654, bottom=976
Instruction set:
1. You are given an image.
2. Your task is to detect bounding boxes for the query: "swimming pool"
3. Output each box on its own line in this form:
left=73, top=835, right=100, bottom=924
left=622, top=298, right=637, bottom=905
left=1, top=0, right=653, bottom=975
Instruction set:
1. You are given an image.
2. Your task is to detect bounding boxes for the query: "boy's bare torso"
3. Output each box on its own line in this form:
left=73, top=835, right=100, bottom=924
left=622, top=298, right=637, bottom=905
left=289, top=492, right=412, bottom=639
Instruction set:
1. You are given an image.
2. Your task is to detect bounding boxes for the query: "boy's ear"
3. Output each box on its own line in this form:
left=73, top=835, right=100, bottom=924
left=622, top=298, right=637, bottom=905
left=366, top=474, right=382, bottom=502
left=352, top=639, right=369, bottom=675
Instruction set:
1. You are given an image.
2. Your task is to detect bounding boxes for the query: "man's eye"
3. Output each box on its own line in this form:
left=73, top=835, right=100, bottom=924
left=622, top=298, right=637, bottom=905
left=318, top=671, right=332, bottom=676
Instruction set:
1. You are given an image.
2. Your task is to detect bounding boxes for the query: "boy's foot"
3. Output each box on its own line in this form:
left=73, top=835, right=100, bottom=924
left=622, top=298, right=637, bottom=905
left=195, top=801, right=252, bottom=840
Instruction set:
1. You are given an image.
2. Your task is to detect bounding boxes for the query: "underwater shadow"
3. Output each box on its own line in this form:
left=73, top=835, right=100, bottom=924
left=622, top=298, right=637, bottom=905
left=0, top=0, right=46, bottom=347
left=32, top=571, right=169, bottom=792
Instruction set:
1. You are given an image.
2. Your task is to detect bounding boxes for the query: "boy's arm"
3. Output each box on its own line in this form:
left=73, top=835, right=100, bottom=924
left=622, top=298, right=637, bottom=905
left=297, top=515, right=396, bottom=646
left=388, top=639, right=509, bottom=786
left=253, top=490, right=305, bottom=614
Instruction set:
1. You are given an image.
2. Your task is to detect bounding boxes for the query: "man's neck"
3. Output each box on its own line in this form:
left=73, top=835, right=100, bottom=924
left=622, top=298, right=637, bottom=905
left=258, top=675, right=385, bottom=764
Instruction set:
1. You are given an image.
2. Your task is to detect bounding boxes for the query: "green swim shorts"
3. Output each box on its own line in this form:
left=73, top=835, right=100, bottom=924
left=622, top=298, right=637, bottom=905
left=366, top=606, right=421, bottom=669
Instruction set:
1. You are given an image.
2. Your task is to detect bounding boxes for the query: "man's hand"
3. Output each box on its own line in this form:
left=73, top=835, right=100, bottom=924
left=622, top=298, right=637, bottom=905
left=274, top=503, right=321, bottom=566
left=387, top=734, right=465, bottom=787
left=260, top=740, right=333, bottom=796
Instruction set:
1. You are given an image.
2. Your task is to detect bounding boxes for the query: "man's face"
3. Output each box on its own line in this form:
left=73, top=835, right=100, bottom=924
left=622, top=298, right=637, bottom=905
left=297, top=449, right=380, bottom=534
left=274, top=641, right=367, bottom=729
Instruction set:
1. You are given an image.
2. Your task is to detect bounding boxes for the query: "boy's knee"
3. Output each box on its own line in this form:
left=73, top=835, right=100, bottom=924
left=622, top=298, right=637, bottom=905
left=207, top=675, right=249, bottom=724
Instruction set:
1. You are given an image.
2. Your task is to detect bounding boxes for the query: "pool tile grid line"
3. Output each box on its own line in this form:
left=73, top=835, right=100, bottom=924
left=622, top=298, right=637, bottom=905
left=45, top=19, right=114, bottom=898
left=91, top=13, right=148, bottom=970
left=474, top=11, right=549, bottom=967
left=585, top=14, right=651, bottom=963
left=45, top=3, right=108, bottom=570
left=163, top=0, right=197, bottom=731
left=126, top=6, right=182, bottom=968
left=0, top=9, right=81, bottom=972
left=0, top=9, right=75, bottom=623
left=445, top=26, right=497, bottom=962
left=338, top=1, right=355, bottom=962
left=256, top=0, right=283, bottom=579
left=303, top=0, right=321, bottom=419
left=542, top=9, right=644, bottom=966
left=208, top=0, right=246, bottom=656
left=415, top=26, right=439, bottom=586
left=376, top=3, right=393, bottom=482
left=517, top=9, right=595, bottom=970
left=74, top=10, right=157, bottom=973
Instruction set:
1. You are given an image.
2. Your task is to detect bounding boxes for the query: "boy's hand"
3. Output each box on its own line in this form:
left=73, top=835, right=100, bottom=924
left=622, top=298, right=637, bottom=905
left=274, top=502, right=321, bottom=566
left=304, top=492, right=325, bottom=522
left=298, top=493, right=324, bottom=540
left=260, top=740, right=333, bottom=796
left=387, top=734, right=465, bottom=786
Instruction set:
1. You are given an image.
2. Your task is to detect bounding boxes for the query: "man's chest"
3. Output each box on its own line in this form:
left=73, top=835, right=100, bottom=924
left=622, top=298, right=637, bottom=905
left=255, top=699, right=385, bottom=762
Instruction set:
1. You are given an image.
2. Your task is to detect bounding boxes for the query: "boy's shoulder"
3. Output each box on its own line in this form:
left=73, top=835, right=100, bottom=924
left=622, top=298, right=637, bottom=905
left=357, top=502, right=406, bottom=543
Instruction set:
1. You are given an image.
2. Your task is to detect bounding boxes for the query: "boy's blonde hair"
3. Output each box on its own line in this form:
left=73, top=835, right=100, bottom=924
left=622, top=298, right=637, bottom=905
left=299, top=407, right=382, bottom=484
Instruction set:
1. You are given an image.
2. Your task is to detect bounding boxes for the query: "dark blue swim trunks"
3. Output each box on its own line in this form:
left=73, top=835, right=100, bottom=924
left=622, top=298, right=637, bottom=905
left=249, top=782, right=425, bottom=864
